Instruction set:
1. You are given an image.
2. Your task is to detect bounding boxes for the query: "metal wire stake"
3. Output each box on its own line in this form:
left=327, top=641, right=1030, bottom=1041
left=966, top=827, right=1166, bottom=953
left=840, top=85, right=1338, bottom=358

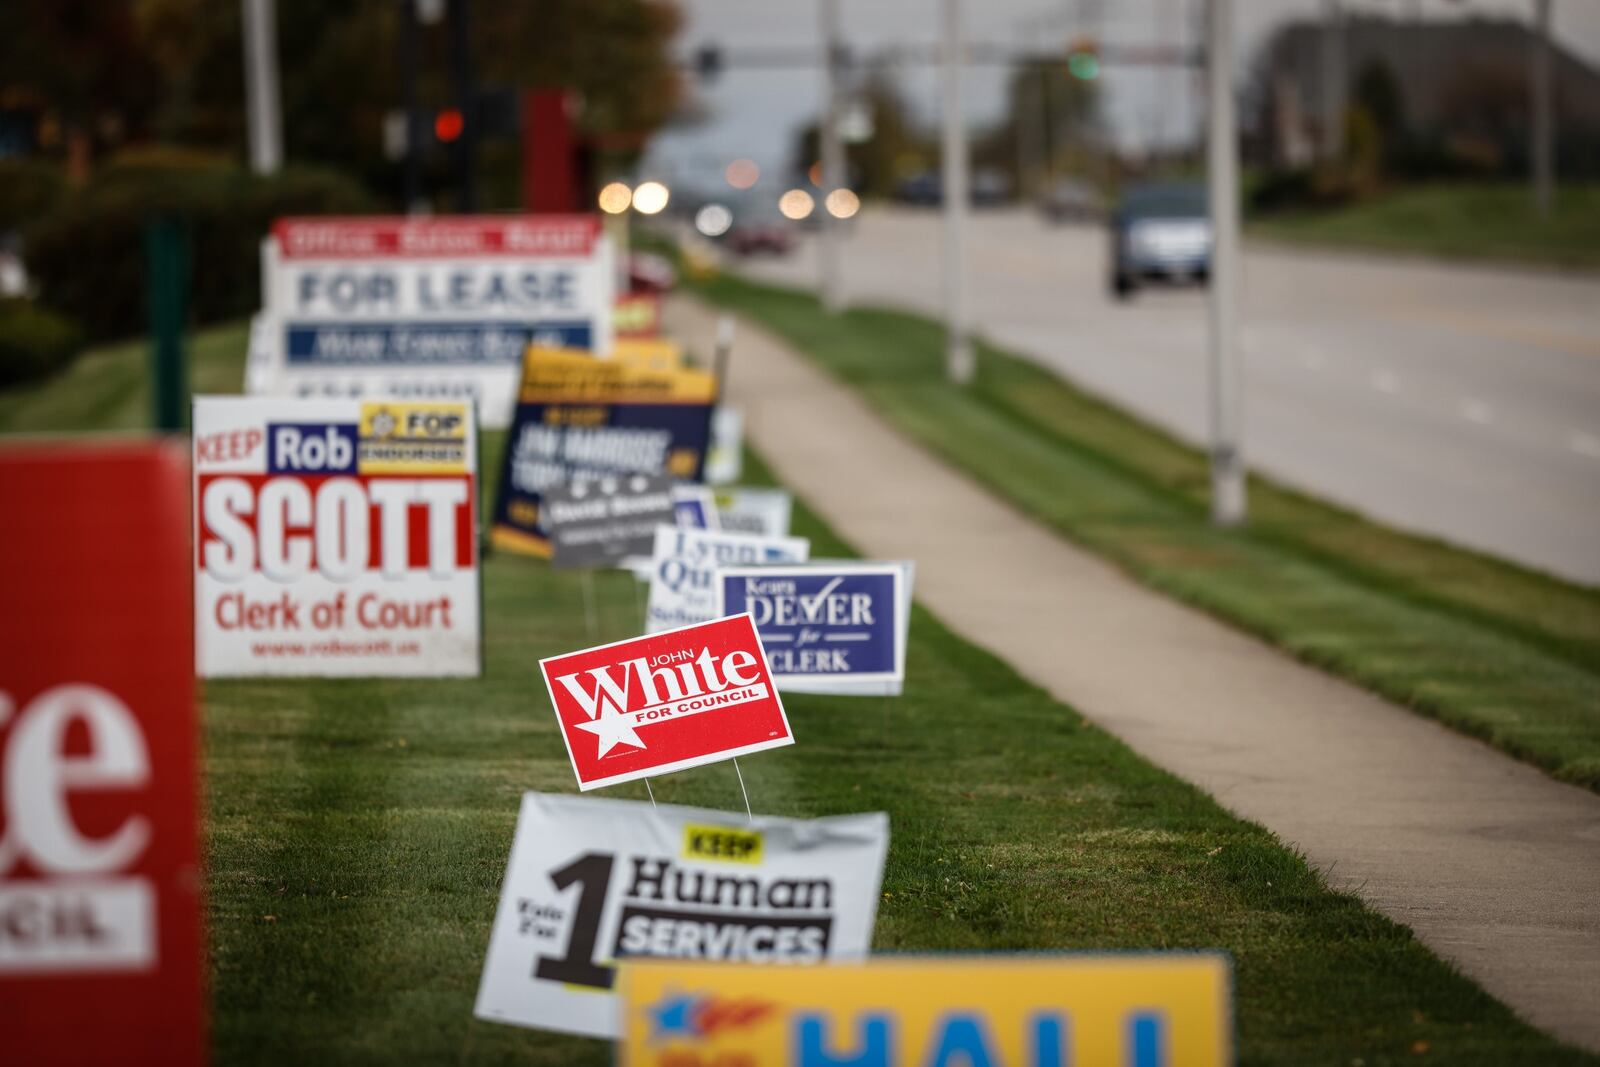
left=580, top=569, right=598, bottom=641
left=732, top=758, right=753, bottom=823
left=644, top=777, right=657, bottom=809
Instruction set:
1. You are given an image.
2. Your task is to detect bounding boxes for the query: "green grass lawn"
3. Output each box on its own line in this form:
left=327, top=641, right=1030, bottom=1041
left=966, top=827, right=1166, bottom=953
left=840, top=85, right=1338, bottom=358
left=1249, top=183, right=1600, bottom=270
left=3, top=324, right=1594, bottom=1064
left=685, top=271, right=1600, bottom=792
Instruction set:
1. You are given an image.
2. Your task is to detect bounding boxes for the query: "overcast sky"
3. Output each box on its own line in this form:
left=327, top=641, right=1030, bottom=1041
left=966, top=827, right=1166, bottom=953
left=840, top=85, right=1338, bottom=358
left=643, top=0, right=1600, bottom=188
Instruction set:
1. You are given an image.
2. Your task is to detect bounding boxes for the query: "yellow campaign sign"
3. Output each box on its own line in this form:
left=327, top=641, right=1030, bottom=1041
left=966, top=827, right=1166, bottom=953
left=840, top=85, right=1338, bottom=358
left=614, top=336, right=685, bottom=371
left=620, top=955, right=1231, bottom=1067
left=517, top=345, right=714, bottom=405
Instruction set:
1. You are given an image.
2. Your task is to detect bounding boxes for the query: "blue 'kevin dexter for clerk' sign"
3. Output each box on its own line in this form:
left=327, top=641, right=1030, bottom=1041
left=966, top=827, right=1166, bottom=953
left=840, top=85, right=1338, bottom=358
left=714, top=563, right=909, bottom=696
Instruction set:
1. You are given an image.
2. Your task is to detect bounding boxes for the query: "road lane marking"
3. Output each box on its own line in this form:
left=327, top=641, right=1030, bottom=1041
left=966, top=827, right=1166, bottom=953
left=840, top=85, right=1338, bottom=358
left=1393, top=306, right=1600, bottom=361
left=1570, top=432, right=1600, bottom=458
left=1459, top=398, right=1494, bottom=424
left=1370, top=369, right=1400, bottom=394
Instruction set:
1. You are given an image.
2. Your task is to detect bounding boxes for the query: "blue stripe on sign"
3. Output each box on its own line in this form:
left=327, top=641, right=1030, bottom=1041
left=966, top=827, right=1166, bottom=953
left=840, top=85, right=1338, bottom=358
left=1128, top=1011, right=1167, bottom=1067
left=284, top=322, right=592, bottom=365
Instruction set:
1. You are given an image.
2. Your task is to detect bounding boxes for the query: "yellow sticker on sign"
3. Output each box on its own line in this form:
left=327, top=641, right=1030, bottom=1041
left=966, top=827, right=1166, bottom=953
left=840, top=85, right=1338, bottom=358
left=357, top=402, right=470, bottom=473
left=620, top=955, right=1231, bottom=1067
left=682, top=824, right=764, bottom=865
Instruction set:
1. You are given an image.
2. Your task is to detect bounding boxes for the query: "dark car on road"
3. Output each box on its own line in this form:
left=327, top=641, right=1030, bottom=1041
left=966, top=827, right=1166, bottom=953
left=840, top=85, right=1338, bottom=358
left=1109, top=181, right=1211, bottom=299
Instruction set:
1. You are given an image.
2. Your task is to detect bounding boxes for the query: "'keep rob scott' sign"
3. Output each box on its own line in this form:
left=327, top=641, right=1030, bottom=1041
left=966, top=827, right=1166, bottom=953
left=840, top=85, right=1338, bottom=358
left=193, top=396, right=482, bottom=678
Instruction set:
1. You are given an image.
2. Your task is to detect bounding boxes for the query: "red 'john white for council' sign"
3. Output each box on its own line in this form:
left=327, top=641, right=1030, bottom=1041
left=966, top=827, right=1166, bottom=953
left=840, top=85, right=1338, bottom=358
left=539, top=614, right=794, bottom=791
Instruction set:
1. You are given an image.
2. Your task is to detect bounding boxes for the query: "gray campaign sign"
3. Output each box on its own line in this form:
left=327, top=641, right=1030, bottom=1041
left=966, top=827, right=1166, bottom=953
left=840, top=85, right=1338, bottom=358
left=544, top=474, right=676, bottom=570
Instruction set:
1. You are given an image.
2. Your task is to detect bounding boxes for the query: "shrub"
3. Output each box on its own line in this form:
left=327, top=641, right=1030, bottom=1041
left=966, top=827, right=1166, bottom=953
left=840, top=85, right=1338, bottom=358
left=0, top=159, right=67, bottom=234
left=22, top=161, right=372, bottom=342
left=0, top=298, right=82, bottom=387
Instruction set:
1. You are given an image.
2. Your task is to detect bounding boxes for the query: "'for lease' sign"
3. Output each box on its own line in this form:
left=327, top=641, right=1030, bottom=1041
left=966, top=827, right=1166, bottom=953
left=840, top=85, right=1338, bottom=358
left=0, top=441, right=205, bottom=1066
left=193, top=396, right=481, bottom=677
left=254, top=215, right=614, bottom=427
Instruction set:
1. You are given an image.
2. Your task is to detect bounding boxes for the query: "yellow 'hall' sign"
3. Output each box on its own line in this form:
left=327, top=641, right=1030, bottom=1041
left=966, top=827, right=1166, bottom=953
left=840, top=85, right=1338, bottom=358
left=620, top=955, right=1230, bottom=1067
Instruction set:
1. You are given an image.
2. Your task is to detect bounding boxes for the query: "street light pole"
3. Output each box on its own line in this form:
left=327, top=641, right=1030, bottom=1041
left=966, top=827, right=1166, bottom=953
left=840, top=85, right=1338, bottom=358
left=941, top=0, right=974, bottom=385
left=241, top=0, right=283, bottom=174
left=1320, top=0, right=1344, bottom=162
left=1532, top=0, right=1555, bottom=219
left=1206, top=0, right=1245, bottom=526
left=818, top=0, right=845, bottom=312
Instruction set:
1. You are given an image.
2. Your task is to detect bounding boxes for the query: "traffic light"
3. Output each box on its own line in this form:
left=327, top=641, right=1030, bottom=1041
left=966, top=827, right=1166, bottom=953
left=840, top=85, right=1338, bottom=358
left=434, top=107, right=465, bottom=144
left=695, top=44, right=723, bottom=83
left=1067, top=37, right=1100, bottom=81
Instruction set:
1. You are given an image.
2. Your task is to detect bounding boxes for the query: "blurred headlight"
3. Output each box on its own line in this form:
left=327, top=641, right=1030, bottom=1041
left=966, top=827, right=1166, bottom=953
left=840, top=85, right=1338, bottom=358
left=695, top=203, right=733, bottom=237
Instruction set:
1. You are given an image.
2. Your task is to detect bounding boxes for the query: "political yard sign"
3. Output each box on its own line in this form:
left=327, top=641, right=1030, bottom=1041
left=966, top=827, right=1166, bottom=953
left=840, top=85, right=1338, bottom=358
left=542, top=475, right=676, bottom=570
left=539, top=614, right=793, bottom=791
left=713, top=487, right=793, bottom=538
left=714, top=563, right=909, bottom=696
left=252, top=215, right=614, bottom=428
left=491, top=346, right=717, bottom=558
left=475, top=793, right=889, bottom=1040
left=620, top=955, right=1232, bottom=1067
left=193, top=396, right=481, bottom=677
left=615, top=291, right=664, bottom=338
left=0, top=442, right=205, bottom=1067
left=646, top=528, right=810, bottom=634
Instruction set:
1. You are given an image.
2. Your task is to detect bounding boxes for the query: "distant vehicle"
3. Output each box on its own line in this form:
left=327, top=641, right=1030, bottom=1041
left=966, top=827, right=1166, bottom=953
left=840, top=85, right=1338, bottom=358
left=894, top=171, right=942, bottom=206
left=1108, top=181, right=1211, bottom=299
left=1038, top=178, right=1102, bottom=223
left=723, top=202, right=795, bottom=257
left=894, top=169, right=1013, bottom=207
left=971, top=168, right=1013, bottom=207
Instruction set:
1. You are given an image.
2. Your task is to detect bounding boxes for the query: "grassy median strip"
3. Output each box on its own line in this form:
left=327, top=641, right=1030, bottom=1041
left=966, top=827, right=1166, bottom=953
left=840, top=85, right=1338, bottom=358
left=686, top=270, right=1600, bottom=791
left=1249, top=183, right=1600, bottom=271
left=2, top=324, right=1594, bottom=1063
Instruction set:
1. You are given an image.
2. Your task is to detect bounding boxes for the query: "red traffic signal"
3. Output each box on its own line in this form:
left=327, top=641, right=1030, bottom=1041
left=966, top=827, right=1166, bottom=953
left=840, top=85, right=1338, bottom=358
left=434, top=107, right=465, bottom=143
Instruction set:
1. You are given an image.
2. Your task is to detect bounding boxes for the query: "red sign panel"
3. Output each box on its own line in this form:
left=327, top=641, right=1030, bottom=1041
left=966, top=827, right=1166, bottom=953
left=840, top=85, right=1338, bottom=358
left=272, top=214, right=600, bottom=259
left=0, top=441, right=204, bottom=1067
left=540, top=614, right=794, bottom=791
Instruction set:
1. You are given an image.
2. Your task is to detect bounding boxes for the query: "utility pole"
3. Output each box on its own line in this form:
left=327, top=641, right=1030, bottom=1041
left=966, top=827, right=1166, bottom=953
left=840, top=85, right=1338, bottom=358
left=1320, top=0, right=1344, bottom=162
left=448, top=0, right=478, bottom=212
left=1532, top=0, right=1555, bottom=219
left=941, top=0, right=974, bottom=385
left=818, top=0, right=845, bottom=312
left=1206, top=0, right=1245, bottom=526
left=398, top=0, right=423, bottom=211
left=241, top=0, right=283, bottom=174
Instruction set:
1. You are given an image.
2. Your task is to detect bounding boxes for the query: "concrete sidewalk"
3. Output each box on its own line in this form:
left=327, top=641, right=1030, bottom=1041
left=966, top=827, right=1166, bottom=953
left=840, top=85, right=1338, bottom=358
left=668, top=295, right=1600, bottom=1052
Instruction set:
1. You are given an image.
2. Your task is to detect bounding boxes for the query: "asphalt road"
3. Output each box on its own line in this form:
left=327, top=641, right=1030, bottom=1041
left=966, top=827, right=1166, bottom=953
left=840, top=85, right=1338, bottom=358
left=735, top=207, right=1600, bottom=586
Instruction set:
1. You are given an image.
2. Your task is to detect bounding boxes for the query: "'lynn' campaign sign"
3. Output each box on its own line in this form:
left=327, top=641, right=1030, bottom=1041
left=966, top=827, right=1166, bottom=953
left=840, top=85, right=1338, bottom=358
left=620, top=955, right=1231, bottom=1067
left=646, top=528, right=810, bottom=634
left=714, top=563, right=910, bottom=696
left=253, top=215, right=614, bottom=428
left=491, top=346, right=718, bottom=557
left=193, top=396, right=481, bottom=677
left=539, top=614, right=793, bottom=791
left=1, top=442, right=205, bottom=1067
left=475, top=794, right=888, bottom=1040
